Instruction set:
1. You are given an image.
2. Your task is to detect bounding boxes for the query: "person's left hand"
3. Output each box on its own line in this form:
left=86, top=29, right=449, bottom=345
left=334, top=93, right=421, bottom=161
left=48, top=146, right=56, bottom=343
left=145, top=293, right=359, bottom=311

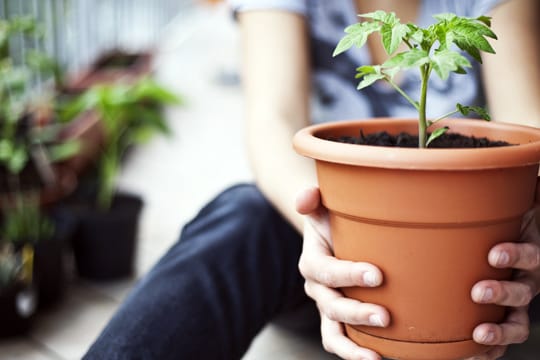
left=467, top=207, right=540, bottom=359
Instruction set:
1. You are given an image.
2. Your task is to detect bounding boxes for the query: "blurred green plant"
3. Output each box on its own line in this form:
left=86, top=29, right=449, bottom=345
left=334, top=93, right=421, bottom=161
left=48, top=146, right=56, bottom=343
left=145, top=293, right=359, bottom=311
left=1, top=193, right=54, bottom=244
left=60, top=77, right=181, bottom=209
left=0, top=15, right=78, bottom=183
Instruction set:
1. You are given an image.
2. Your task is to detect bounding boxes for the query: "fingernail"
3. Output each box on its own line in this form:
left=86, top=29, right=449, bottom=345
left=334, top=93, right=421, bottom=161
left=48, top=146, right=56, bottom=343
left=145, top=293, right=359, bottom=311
left=473, top=286, right=494, bottom=303
left=362, top=271, right=379, bottom=287
left=481, top=331, right=495, bottom=343
left=480, top=287, right=494, bottom=302
left=495, top=251, right=510, bottom=266
left=369, top=314, right=385, bottom=327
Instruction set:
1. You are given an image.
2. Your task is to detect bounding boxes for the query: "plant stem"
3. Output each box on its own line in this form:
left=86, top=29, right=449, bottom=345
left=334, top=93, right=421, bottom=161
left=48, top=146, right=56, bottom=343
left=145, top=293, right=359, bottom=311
left=418, top=64, right=430, bottom=148
left=386, top=78, right=420, bottom=111
left=432, top=109, right=459, bottom=124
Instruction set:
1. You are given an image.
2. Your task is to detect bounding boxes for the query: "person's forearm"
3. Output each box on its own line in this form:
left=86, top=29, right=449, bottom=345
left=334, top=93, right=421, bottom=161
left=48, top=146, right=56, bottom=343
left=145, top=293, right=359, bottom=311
left=247, top=113, right=317, bottom=233
left=483, top=0, right=540, bottom=126
left=239, top=10, right=315, bottom=232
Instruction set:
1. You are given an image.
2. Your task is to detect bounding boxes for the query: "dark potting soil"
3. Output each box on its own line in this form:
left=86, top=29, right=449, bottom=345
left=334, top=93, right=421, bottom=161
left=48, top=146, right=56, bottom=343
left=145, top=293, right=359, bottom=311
left=330, top=131, right=511, bottom=148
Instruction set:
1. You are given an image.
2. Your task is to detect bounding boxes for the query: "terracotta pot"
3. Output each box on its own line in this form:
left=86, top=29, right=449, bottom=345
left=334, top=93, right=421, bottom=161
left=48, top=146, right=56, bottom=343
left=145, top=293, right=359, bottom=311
left=63, top=50, right=154, bottom=94
left=293, top=118, right=540, bottom=360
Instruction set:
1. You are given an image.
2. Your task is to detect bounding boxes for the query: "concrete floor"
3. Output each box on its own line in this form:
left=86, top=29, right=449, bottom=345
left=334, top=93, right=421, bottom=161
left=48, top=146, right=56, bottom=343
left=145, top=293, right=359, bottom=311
left=0, top=3, right=538, bottom=359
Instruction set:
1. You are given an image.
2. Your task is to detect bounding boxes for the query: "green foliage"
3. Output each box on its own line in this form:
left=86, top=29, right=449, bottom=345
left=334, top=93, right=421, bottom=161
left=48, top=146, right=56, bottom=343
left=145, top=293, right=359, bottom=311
left=0, top=194, right=50, bottom=288
left=62, top=77, right=182, bottom=209
left=334, top=11, right=497, bottom=148
left=1, top=194, right=54, bottom=244
left=0, top=15, right=67, bottom=176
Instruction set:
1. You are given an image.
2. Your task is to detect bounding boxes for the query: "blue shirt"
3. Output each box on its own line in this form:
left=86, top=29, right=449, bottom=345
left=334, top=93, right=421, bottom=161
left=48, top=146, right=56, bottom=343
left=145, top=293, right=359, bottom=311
left=229, top=0, right=506, bottom=123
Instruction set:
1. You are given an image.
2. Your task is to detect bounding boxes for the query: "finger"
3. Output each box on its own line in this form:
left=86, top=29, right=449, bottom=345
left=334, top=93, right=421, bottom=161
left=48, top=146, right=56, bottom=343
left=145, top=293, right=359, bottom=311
left=488, top=242, right=540, bottom=271
left=320, top=313, right=382, bottom=360
left=520, top=206, right=538, bottom=236
left=299, top=217, right=383, bottom=288
left=299, top=251, right=383, bottom=288
left=303, top=205, right=332, bottom=248
left=473, top=308, right=530, bottom=346
left=472, top=279, right=535, bottom=307
left=463, top=345, right=507, bottom=360
left=482, top=345, right=507, bottom=360
left=305, top=281, right=389, bottom=327
left=296, top=186, right=322, bottom=215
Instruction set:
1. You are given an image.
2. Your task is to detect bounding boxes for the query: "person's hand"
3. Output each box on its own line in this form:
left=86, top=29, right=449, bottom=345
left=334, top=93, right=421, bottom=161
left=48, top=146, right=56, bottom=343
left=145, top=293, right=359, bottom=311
left=468, top=207, right=540, bottom=360
left=296, top=187, right=389, bottom=360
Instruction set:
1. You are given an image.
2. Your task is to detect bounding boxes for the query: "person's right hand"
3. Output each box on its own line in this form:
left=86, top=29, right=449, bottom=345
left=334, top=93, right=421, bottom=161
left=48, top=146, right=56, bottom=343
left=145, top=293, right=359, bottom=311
left=296, top=187, right=390, bottom=360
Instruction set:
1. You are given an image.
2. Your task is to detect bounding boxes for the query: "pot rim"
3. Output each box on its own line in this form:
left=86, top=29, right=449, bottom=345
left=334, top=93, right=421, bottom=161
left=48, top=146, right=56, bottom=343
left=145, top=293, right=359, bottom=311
left=293, top=118, right=540, bottom=170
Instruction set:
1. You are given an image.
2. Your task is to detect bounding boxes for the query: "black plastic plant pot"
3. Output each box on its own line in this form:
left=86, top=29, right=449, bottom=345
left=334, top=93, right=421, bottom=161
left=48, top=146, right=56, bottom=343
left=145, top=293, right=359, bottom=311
left=33, top=211, right=76, bottom=308
left=0, top=283, right=37, bottom=338
left=72, top=192, right=143, bottom=281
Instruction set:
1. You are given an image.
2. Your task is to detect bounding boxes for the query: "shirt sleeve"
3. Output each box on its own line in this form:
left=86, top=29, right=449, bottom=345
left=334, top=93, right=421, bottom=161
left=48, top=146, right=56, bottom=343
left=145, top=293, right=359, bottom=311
left=226, top=0, right=307, bottom=16
left=470, top=0, right=509, bottom=17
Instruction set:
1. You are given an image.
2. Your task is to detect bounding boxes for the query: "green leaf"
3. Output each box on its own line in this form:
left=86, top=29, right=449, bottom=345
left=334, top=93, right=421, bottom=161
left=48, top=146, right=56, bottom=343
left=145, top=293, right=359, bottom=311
left=456, top=103, right=491, bottom=120
left=431, top=49, right=471, bottom=80
left=8, top=16, right=38, bottom=35
left=426, top=126, right=449, bottom=147
left=7, top=145, right=28, bottom=174
left=383, top=49, right=430, bottom=69
left=128, top=127, right=155, bottom=144
left=359, top=11, right=393, bottom=23
left=47, top=140, right=81, bottom=162
left=381, top=23, right=409, bottom=55
left=57, top=91, right=98, bottom=123
left=333, top=22, right=380, bottom=56
left=382, top=66, right=401, bottom=80
left=407, top=24, right=424, bottom=44
left=26, top=50, right=59, bottom=76
left=433, top=13, right=457, bottom=22
left=355, top=65, right=378, bottom=76
left=450, top=19, right=496, bottom=62
left=476, top=16, right=492, bottom=27
left=0, top=140, right=13, bottom=160
left=357, top=73, right=386, bottom=89
left=333, top=35, right=356, bottom=57
left=131, top=78, right=181, bottom=105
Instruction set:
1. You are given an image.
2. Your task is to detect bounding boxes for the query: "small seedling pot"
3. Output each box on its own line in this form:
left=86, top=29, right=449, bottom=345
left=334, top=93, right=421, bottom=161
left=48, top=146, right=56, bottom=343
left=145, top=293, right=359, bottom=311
left=294, top=118, right=540, bottom=360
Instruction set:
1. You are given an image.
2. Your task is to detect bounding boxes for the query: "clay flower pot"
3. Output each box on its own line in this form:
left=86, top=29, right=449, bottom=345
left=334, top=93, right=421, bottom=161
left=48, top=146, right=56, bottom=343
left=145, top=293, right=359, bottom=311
left=293, top=118, right=540, bottom=360
left=63, top=50, right=154, bottom=94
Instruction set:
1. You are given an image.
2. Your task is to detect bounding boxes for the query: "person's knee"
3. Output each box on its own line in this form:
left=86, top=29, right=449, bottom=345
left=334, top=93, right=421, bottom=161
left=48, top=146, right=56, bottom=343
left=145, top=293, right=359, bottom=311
left=201, top=183, right=276, bottom=225
left=221, top=183, right=273, bottom=215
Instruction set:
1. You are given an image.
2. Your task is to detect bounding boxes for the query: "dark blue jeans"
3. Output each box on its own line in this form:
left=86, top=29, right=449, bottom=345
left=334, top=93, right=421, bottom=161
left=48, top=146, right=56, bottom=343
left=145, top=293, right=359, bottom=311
left=84, top=184, right=318, bottom=360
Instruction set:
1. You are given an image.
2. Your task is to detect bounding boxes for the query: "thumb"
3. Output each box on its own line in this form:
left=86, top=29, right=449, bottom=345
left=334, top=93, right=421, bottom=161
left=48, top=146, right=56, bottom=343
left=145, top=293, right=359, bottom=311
left=296, top=187, right=322, bottom=215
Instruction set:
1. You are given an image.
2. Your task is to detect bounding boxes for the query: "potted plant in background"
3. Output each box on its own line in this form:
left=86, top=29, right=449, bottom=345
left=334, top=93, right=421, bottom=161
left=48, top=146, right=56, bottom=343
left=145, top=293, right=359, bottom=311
left=0, top=15, right=80, bottom=203
left=57, top=48, right=155, bottom=174
left=1, top=195, right=56, bottom=312
left=0, top=228, right=36, bottom=337
left=0, top=15, right=81, bottom=313
left=294, top=11, right=540, bottom=360
left=62, top=77, right=180, bottom=281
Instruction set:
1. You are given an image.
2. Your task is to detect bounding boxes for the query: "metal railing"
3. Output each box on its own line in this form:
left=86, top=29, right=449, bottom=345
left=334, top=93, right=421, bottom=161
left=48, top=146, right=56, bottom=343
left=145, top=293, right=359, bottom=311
left=0, top=0, right=195, bottom=74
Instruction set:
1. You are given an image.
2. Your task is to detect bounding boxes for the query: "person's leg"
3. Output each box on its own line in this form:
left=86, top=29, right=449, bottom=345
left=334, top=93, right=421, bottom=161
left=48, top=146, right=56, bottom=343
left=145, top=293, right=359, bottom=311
left=84, top=184, right=313, bottom=360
